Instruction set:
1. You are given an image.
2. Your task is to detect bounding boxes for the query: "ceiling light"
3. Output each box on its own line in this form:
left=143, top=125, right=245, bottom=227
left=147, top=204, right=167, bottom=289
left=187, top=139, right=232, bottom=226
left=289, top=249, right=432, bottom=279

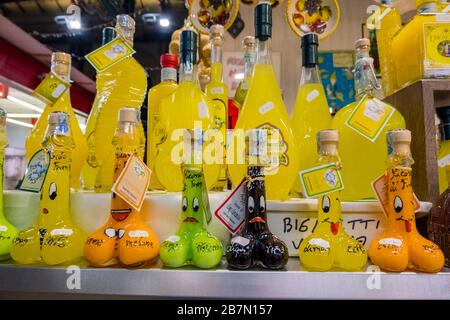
left=7, top=95, right=43, bottom=113
left=6, top=118, right=34, bottom=129
left=160, top=18, right=170, bottom=27
left=7, top=114, right=40, bottom=118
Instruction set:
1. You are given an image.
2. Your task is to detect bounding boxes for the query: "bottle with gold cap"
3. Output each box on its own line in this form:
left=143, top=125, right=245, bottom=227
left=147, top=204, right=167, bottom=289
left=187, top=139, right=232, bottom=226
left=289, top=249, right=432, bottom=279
left=369, top=129, right=444, bottom=273
left=0, top=109, right=18, bottom=261
left=391, top=0, right=450, bottom=90
left=332, top=38, right=405, bottom=201
left=205, top=24, right=228, bottom=190
left=147, top=53, right=179, bottom=190
left=232, top=36, right=256, bottom=111
left=25, top=52, right=88, bottom=190
left=12, top=112, right=87, bottom=265
left=299, top=129, right=367, bottom=271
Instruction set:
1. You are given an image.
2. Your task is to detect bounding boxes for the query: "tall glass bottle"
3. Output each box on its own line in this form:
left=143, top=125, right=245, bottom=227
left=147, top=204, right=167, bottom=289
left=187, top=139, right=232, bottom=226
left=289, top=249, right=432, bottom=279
left=85, top=108, right=160, bottom=267
left=291, top=33, right=332, bottom=195
left=147, top=53, right=179, bottom=190
left=0, top=109, right=18, bottom=261
left=205, top=24, right=228, bottom=190
left=369, top=129, right=444, bottom=272
left=228, top=2, right=299, bottom=200
left=299, top=130, right=367, bottom=271
left=332, top=38, right=405, bottom=201
left=437, top=106, right=450, bottom=194
left=232, top=36, right=256, bottom=110
left=26, top=52, right=88, bottom=190
left=12, top=112, right=87, bottom=265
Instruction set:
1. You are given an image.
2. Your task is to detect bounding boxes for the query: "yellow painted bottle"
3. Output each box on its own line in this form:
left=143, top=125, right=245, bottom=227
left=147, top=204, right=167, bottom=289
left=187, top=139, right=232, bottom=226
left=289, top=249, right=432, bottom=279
left=437, top=106, right=450, bottom=194
left=290, top=33, right=331, bottom=196
left=232, top=36, right=256, bottom=110
left=205, top=24, right=228, bottom=190
left=147, top=54, right=178, bottom=190
left=12, top=112, right=87, bottom=265
left=332, top=39, right=405, bottom=201
left=228, top=2, right=299, bottom=200
left=25, top=52, right=87, bottom=190
left=153, top=28, right=220, bottom=191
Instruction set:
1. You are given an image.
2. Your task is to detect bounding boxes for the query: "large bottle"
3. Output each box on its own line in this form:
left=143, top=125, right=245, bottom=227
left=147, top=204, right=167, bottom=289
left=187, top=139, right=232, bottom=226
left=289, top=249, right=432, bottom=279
left=12, top=112, right=87, bottom=265
left=299, top=130, right=367, bottom=271
left=81, top=27, right=116, bottom=190
left=85, top=108, right=160, bottom=267
left=91, top=14, right=147, bottom=192
left=332, top=38, right=405, bottom=201
left=437, top=106, right=450, bottom=194
left=291, top=33, right=332, bottom=195
left=25, top=52, right=87, bottom=190
left=153, top=28, right=220, bottom=191
left=374, top=0, right=402, bottom=97
left=0, top=109, right=18, bottom=261
left=205, top=24, right=228, bottom=190
left=369, top=129, right=444, bottom=272
left=232, top=36, right=256, bottom=111
left=147, top=53, right=179, bottom=190
left=228, top=2, right=299, bottom=200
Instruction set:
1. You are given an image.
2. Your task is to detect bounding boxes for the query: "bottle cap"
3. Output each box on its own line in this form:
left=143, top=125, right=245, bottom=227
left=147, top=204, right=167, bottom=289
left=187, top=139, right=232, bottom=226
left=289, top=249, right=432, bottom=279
left=355, top=38, right=370, bottom=50
left=302, top=33, right=319, bottom=67
left=102, top=27, right=116, bottom=45
left=180, top=29, right=198, bottom=64
left=317, top=129, right=339, bottom=143
left=51, top=52, right=71, bottom=65
left=387, top=129, right=412, bottom=144
left=255, top=1, right=272, bottom=41
left=160, top=53, right=179, bottom=69
left=242, top=36, right=256, bottom=48
left=119, top=107, right=140, bottom=123
left=209, top=24, right=224, bottom=37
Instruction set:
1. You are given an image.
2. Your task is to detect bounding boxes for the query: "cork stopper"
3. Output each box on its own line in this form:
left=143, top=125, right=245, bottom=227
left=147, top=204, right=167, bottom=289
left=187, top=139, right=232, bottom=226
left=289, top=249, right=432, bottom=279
left=209, top=24, right=224, bottom=46
left=243, top=36, right=256, bottom=49
left=317, top=129, right=339, bottom=156
left=115, top=14, right=135, bottom=45
left=51, top=52, right=71, bottom=78
left=118, top=107, right=139, bottom=123
left=355, top=38, right=370, bottom=50
left=387, top=129, right=412, bottom=157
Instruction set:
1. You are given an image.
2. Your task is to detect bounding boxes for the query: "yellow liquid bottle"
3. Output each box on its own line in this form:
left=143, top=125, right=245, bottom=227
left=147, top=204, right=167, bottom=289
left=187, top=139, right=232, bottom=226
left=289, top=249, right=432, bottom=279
left=299, top=130, right=367, bottom=271
left=205, top=25, right=228, bottom=190
left=147, top=54, right=178, bottom=190
left=88, top=15, right=147, bottom=192
left=232, top=36, right=256, bottom=110
left=437, top=106, right=450, bottom=194
left=12, top=112, right=87, bottom=265
left=153, top=28, right=220, bottom=191
left=375, top=0, right=402, bottom=97
left=228, top=2, right=299, bottom=200
left=291, top=33, right=332, bottom=196
left=391, top=0, right=450, bottom=90
left=332, top=38, right=405, bottom=201
left=0, top=109, right=18, bottom=261
left=25, top=52, right=87, bottom=190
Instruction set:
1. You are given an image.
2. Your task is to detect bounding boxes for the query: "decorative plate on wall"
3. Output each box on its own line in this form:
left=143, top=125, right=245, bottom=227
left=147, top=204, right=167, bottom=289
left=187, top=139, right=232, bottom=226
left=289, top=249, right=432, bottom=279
left=189, top=0, right=240, bottom=34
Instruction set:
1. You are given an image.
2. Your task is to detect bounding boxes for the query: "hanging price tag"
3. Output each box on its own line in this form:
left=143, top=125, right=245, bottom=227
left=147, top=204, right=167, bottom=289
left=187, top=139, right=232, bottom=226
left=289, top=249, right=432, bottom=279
left=19, top=149, right=50, bottom=192
left=345, top=97, right=395, bottom=142
left=299, top=163, right=344, bottom=198
left=85, top=37, right=135, bottom=72
left=214, top=178, right=247, bottom=233
left=112, top=154, right=151, bottom=211
left=33, top=73, right=70, bottom=104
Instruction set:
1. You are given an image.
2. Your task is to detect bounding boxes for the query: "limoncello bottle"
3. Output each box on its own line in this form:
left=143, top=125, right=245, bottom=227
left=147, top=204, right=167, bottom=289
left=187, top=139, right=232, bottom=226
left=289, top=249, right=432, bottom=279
left=291, top=33, right=332, bottom=196
left=93, top=14, right=147, bottom=192
left=25, top=52, right=87, bottom=190
left=437, top=106, right=450, bottom=194
left=85, top=108, right=160, bottom=267
left=153, top=28, right=220, bottom=191
left=12, top=112, right=87, bottom=265
left=299, top=130, right=367, bottom=271
left=228, top=1, right=299, bottom=200
left=332, top=38, right=405, bottom=201
left=205, top=24, right=228, bottom=190
left=147, top=54, right=178, bottom=190
left=232, top=36, right=256, bottom=110
left=81, top=26, right=116, bottom=190
left=0, top=109, right=18, bottom=261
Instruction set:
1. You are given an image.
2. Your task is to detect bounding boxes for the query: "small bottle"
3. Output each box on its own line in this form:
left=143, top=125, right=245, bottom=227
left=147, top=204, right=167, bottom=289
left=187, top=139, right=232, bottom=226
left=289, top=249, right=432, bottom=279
left=369, top=129, right=444, bottom=272
left=12, top=112, right=87, bottom=265
left=232, top=36, right=256, bottom=110
left=0, top=109, right=18, bottom=261
left=299, top=130, right=367, bottom=271
left=436, top=106, right=450, bottom=194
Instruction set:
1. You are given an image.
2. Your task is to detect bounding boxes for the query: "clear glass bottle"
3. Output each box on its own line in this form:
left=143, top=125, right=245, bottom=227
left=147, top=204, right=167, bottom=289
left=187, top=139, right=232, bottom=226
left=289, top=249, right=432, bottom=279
left=232, top=36, right=256, bottom=110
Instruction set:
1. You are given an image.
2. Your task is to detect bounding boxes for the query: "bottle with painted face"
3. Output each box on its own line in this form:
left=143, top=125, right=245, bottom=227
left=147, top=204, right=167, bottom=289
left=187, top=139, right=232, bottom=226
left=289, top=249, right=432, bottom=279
left=369, top=129, right=444, bottom=272
left=299, top=130, right=367, bottom=271
left=12, top=112, right=87, bottom=265
left=0, top=109, right=18, bottom=261
left=85, top=108, right=160, bottom=267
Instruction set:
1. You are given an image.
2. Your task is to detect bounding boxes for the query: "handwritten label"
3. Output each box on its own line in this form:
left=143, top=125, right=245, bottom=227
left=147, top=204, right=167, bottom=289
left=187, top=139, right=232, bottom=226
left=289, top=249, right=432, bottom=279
left=258, top=101, right=275, bottom=115
left=33, top=72, right=70, bottom=104
left=19, top=149, right=50, bottom=193
left=299, top=163, right=344, bottom=198
left=85, top=37, right=135, bottom=72
left=379, top=237, right=402, bottom=247
left=214, top=178, right=246, bottom=233
left=306, top=90, right=320, bottom=102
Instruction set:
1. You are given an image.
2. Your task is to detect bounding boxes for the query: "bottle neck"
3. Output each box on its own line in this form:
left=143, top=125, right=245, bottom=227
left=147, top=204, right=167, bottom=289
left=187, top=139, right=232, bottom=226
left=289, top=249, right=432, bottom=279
left=300, top=64, right=321, bottom=85
left=354, top=49, right=378, bottom=99
left=387, top=142, right=415, bottom=168
left=318, top=142, right=340, bottom=165
left=244, top=50, right=256, bottom=81
left=256, top=38, right=271, bottom=65
left=161, top=67, right=177, bottom=83
left=179, top=61, right=198, bottom=83
left=51, top=62, right=71, bottom=82
left=211, top=43, right=223, bottom=81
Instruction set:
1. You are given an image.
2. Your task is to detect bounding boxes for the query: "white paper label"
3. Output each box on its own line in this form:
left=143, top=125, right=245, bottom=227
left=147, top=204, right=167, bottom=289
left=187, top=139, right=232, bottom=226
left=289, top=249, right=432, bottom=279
left=379, top=237, right=402, bottom=247
left=438, top=154, right=450, bottom=167
left=128, top=230, right=149, bottom=238
left=210, top=87, right=224, bottom=95
left=258, top=101, right=274, bottom=115
left=198, top=100, right=209, bottom=118
left=166, top=235, right=180, bottom=243
left=52, top=84, right=67, bottom=98
left=231, top=236, right=250, bottom=247
left=214, top=178, right=247, bottom=233
left=306, top=90, right=320, bottom=102
left=161, top=68, right=177, bottom=82
left=308, top=238, right=330, bottom=249
left=50, top=228, right=73, bottom=236
left=0, top=225, right=8, bottom=232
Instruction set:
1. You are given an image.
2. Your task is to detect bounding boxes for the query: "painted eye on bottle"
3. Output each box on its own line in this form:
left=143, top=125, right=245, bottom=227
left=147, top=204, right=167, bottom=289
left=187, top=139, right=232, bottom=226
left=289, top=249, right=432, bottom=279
left=193, top=197, right=200, bottom=212
left=322, top=196, right=330, bottom=213
left=182, top=197, right=188, bottom=212
left=259, top=195, right=265, bottom=213
left=394, top=196, right=403, bottom=213
left=49, top=182, right=57, bottom=200
left=248, top=196, right=255, bottom=213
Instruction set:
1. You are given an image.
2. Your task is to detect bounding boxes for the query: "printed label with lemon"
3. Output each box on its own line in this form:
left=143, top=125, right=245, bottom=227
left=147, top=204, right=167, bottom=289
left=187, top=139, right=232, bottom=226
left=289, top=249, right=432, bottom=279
left=424, top=23, right=450, bottom=77
left=299, top=162, right=344, bottom=198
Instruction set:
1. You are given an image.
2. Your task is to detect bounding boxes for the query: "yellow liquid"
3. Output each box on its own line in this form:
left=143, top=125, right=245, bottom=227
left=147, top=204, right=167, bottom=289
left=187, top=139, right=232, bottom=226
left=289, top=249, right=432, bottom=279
left=205, top=62, right=228, bottom=189
left=153, top=81, right=221, bottom=191
left=25, top=92, right=87, bottom=190
left=438, top=139, right=450, bottom=194
left=332, top=98, right=405, bottom=201
left=290, top=83, right=331, bottom=194
left=376, top=4, right=402, bottom=96
left=228, top=64, right=299, bottom=200
left=147, top=77, right=178, bottom=190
